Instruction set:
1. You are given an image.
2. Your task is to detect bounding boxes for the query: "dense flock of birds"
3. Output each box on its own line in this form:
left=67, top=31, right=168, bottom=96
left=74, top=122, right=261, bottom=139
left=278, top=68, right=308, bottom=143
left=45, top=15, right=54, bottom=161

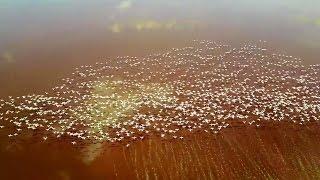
left=0, top=40, right=319, bottom=145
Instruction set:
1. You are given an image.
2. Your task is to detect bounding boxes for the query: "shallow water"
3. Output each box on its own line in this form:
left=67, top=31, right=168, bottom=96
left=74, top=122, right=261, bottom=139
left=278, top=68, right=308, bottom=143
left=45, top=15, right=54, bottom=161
left=1, top=123, right=320, bottom=179
left=1, top=1, right=320, bottom=179
left=1, top=0, right=320, bottom=97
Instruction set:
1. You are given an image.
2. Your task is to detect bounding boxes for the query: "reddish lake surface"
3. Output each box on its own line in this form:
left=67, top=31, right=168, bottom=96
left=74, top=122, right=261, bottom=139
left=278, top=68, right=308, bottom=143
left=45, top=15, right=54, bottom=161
left=1, top=0, right=320, bottom=98
left=0, top=1, right=320, bottom=179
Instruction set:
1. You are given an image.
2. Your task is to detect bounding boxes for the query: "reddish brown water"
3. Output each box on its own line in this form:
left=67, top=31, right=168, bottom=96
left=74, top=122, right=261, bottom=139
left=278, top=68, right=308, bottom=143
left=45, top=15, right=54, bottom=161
left=1, top=1, right=320, bottom=179
left=1, top=123, right=320, bottom=179
left=1, top=0, right=320, bottom=98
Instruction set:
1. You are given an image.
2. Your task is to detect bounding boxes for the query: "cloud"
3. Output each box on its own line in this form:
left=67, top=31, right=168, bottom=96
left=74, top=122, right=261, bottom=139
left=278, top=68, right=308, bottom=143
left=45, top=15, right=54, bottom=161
left=314, top=18, right=320, bottom=27
left=295, top=15, right=320, bottom=27
left=109, top=23, right=123, bottom=33
left=117, top=0, right=133, bottom=10
left=164, top=20, right=177, bottom=30
left=134, top=20, right=162, bottom=31
left=108, top=19, right=201, bottom=33
left=1, top=51, right=15, bottom=63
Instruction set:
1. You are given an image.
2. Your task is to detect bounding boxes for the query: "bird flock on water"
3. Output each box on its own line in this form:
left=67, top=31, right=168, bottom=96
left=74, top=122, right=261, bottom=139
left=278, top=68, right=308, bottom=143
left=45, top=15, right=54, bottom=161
left=0, top=40, right=319, bottom=146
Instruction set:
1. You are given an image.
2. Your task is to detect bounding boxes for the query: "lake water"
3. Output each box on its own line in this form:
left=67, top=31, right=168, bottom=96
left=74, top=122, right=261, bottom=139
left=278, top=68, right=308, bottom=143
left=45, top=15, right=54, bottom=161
left=1, top=1, right=320, bottom=179
left=1, top=0, right=320, bottom=97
